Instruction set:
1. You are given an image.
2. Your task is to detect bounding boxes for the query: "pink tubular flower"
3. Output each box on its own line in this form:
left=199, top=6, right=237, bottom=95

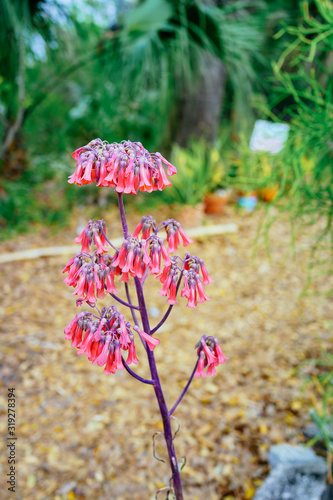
left=158, top=274, right=172, bottom=297
left=63, top=253, right=89, bottom=287
left=202, top=342, right=216, bottom=366
left=146, top=235, right=171, bottom=275
left=181, top=271, right=200, bottom=308
left=64, top=250, right=129, bottom=303
left=155, top=152, right=177, bottom=176
left=194, top=335, right=228, bottom=377
left=112, top=237, right=149, bottom=280
left=206, top=363, right=217, bottom=377
left=212, top=338, right=229, bottom=365
left=72, top=265, right=90, bottom=297
left=94, top=335, right=112, bottom=367
left=64, top=312, right=91, bottom=346
left=196, top=279, right=210, bottom=304
left=155, top=157, right=172, bottom=190
left=164, top=220, right=193, bottom=253
left=199, top=259, right=214, bottom=285
left=184, top=255, right=213, bottom=285
left=158, top=257, right=179, bottom=304
left=167, top=276, right=178, bottom=305
left=114, top=341, right=125, bottom=370
left=131, top=215, right=156, bottom=239
left=194, top=351, right=207, bottom=378
left=104, top=346, right=116, bottom=375
left=133, top=326, right=160, bottom=351
left=126, top=334, right=138, bottom=365
left=105, top=266, right=118, bottom=294
left=69, top=139, right=177, bottom=194
left=74, top=219, right=108, bottom=254
left=178, top=255, right=213, bottom=307
left=66, top=259, right=118, bottom=303
left=66, top=307, right=143, bottom=376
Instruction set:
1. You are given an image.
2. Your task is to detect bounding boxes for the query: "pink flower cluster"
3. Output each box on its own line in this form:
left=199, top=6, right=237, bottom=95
left=65, top=218, right=212, bottom=308
left=68, top=139, right=177, bottom=193
left=75, top=219, right=108, bottom=254
left=131, top=215, right=156, bottom=239
left=156, top=254, right=213, bottom=308
left=181, top=255, right=213, bottom=308
left=65, top=138, right=228, bottom=384
left=164, top=219, right=193, bottom=252
left=63, top=253, right=119, bottom=303
left=194, top=336, right=229, bottom=378
left=64, top=308, right=160, bottom=375
left=113, top=235, right=171, bottom=280
left=132, top=217, right=194, bottom=253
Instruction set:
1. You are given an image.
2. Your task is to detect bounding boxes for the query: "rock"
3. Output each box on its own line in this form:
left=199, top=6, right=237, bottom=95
left=321, top=484, right=333, bottom=500
left=253, top=462, right=327, bottom=500
left=269, top=444, right=325, bottom=469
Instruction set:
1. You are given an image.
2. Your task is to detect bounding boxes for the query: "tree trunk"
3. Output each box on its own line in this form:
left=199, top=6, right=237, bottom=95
left=176, top=53, right=226, bottom=147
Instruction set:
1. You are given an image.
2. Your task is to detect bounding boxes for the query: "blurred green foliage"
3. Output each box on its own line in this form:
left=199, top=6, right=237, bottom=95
left=228, top=0, right=333, bottom=293
left=0, top=0, right=290, bottom=235
left=304, top=351, right=333, bottom=474
left=0, top=0, right=331, bottom=245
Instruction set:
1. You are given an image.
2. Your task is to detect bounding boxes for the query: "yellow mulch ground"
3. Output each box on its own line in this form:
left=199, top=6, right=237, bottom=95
left=0, top=204, right=332, bottom=500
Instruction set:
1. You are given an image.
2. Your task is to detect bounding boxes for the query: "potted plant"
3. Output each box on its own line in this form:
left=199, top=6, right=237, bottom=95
left=161, top=141, right=212, bottom=227
left=203, top=147, right=231, bottom=214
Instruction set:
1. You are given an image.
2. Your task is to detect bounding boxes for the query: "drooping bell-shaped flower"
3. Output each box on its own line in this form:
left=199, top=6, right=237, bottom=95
left=194, top=351, right=207, bottom=378
left=145, top=235, right=171, bottom=275
left=158, top=257, right=180, bottom=305
left=112, top=237, right=150, bottom=280
left=74, top=219, right=108, bottom=254
left=131, top=215, right=157, bottom=239
left=164, top=219, right=193, bottom=253
left=184, top=255, right=213, bottom=285
left=194, top=335, right=228, bottom=377
left=63, top=253, right=90, bottom=287
left=126, top=334, right=139, bottom=365
left=66, top=307, right=143, bottom=376
left=133, top=326, right=160, bottom=351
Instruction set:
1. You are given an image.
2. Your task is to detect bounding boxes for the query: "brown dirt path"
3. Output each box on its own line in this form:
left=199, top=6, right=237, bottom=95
left=0, top=206, right=332, bottom=500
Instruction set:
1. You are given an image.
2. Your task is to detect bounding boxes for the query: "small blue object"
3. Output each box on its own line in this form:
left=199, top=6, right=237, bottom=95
left=238, top=195, right=257, bottom=211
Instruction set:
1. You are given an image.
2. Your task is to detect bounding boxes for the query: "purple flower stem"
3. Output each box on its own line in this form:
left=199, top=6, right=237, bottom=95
left=118, top=193, right=130, bottom=239
left=151, top=269, right=184, bottom=334
left=124, top=283, right=140, bottom=326
left=117, top=193, right=184, bottom=500
left=121, top=356, right=154, bottom=385
left=141, top=266, right=149, bottom=286
left=88, top=313, right=103, bottom=320
left=150, top=304, right=173, bottom=334
left=99, top=226, right=119, bottom=251
left=169, top=358, right=199, bottom=416
left=109, top=292, right=140, bottom=310
left=124, top=282, right=148, bottom=352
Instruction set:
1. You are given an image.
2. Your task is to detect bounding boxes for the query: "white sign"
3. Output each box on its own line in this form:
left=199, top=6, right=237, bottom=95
left=250, top=120, right=289, bottom=155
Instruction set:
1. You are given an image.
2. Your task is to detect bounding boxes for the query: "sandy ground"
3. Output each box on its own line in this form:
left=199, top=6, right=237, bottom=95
left=0, top=203, right=332, bottom=500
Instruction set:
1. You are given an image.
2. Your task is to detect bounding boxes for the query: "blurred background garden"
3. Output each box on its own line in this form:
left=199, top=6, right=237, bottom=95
left=0, top=0, right=333, bottom=499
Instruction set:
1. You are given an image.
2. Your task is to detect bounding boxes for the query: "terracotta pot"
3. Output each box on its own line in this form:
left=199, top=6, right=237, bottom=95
left=204, top=190, right=231, bottom=215
left=175, top=203, right=204, bottom=228
left=261, top=185, right=279, bottom=202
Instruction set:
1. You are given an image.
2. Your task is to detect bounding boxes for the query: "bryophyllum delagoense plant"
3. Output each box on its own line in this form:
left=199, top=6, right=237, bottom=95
left=63, top=138, right=228, bottom=499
